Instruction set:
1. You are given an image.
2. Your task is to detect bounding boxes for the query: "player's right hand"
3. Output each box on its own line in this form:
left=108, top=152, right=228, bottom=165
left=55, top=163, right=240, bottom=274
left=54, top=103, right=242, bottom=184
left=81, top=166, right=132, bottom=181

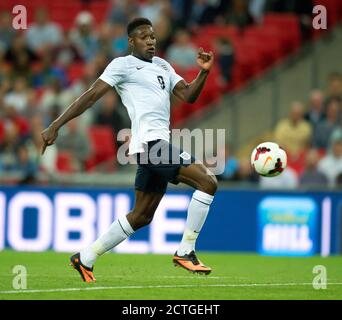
left=41, top=125, right=58, bottom=155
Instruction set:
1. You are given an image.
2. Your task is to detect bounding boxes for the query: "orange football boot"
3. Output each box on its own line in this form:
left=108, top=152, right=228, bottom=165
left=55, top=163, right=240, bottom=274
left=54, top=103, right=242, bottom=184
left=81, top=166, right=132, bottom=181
left=70, top=253, right=96, bottom=283
left=173, top=251, right=212, bottom=275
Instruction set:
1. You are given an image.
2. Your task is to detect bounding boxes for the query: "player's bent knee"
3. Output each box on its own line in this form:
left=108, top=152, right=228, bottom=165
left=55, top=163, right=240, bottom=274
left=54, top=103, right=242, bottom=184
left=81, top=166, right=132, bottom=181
left=130, top=209, right=155, bottom=229
left=140, top=214, right=154, bottom=227
left=199, top=174, right=218, bottom=195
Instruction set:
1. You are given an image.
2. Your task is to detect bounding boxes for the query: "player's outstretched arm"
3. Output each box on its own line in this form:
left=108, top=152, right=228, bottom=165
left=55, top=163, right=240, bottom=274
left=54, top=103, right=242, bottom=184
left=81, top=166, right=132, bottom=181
left=41, top=79, right=111, bottom=155
left=172, top=47, right=214, bottom=104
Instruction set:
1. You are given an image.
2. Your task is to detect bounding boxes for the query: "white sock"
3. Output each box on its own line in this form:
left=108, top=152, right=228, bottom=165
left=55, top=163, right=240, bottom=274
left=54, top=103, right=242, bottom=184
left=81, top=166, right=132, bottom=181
left=177, top=190, right=214, bottom=256
left=80, top=215, right=134, bottom=268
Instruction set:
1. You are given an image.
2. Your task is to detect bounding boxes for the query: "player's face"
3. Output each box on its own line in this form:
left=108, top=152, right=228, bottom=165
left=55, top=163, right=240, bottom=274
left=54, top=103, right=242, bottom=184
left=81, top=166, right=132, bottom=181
left=129, top=25, right=156, bottom=60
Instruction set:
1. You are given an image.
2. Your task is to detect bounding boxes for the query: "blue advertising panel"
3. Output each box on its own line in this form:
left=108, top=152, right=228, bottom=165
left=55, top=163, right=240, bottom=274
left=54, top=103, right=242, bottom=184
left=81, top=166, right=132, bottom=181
left=257, top=197, right=318, bottom=256
left=0, top=186, right=341, bottom=255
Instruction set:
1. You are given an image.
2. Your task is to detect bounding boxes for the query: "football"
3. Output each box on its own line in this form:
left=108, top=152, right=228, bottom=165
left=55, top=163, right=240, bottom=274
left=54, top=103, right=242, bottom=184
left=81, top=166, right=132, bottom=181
left=250, top=142, right=287, bottom=177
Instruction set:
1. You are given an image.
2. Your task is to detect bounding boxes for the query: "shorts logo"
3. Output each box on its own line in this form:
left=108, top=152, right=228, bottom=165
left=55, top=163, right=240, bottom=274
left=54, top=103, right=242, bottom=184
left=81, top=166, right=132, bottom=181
left=179, top=152, right=191, bottom=161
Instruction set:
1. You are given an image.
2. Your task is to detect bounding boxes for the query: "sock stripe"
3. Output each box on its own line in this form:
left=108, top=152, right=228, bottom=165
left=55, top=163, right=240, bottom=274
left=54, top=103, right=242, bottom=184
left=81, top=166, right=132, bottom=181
left=118, top=220, right=130, bottom=237
left=193, top=197, right=211, bottom=206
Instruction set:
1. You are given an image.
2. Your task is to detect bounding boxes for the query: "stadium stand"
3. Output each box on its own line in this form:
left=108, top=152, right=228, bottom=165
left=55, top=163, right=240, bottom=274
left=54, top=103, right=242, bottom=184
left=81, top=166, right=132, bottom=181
left=1, top=0, right=342, bottom=185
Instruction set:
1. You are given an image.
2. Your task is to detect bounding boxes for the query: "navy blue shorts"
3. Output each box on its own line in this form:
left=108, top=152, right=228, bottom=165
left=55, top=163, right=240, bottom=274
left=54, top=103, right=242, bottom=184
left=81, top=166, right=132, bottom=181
left=134, top=139, right=196, bottom=194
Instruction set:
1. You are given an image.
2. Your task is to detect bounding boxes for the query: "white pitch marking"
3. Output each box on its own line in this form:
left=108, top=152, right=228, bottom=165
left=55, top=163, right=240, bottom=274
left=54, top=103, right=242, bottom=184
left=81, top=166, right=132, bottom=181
left=1, top=282, right=342, bottom=294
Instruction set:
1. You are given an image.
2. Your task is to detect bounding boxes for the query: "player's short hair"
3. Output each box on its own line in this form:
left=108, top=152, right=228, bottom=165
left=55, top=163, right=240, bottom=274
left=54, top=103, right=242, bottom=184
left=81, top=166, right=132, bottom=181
left=127, top=17, right=152, bottom=36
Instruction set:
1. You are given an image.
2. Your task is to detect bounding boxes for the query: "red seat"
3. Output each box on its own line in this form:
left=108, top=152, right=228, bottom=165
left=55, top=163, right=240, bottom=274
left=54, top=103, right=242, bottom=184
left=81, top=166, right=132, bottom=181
left=198, top=25, right=239, bottom=41
left=242, top=36, right=281, bottom=66
left=244, top=26, right=288, bottom=57
left=49, top=3, right=83, bottom=31
left=233, top=42, right=265, bottom=76
left=171, top=104, right=186, bottom=125
left=86, top=126, right=116, bottom=171
left=68, top=62, right=85, bottom=84
left=192, top=35, right=215, bottom=52
left=0, top=121, right=4, bottom=143
left=89, top=1, right=111, bottom=25
left=174, top=66, right=222, bottom=116
left=12, top=116, right=30, bottom=137
left=286, top=149, right=308, bottom=176
left=262, top=14, right=301, bottom=52
left=56, top=151, right=74, bottom=173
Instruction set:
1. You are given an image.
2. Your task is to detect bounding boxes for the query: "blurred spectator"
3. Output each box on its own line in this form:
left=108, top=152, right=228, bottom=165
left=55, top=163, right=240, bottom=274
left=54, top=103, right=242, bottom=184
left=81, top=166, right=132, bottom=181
left=188, top=0, right=225, bottom=28
left=97, top=23, right=115, bottom=59
left=15, top=144, right=39, bottom=184
left=0, top=11, right=17, bottom=51
left=216, top=143, right=239, bottom=180
left=95, top=91, right=125, bottom=130
left=25, top=7, right=63, bottom=55
left=299, top=149, right=328, bottom=187
left=0, top=76, right=11, bottom=99
left=139, top=0, right=164, bottom=24
left=71, top=61, right=99, bottom=97
left=69, top=61, right=99, bottom=129
left=38, top=77, right=75, bottom=125
left=336, top=173, right=342, bottom=187
left=70, top=11, right=99, bottom=62
left=9, top=50, right=34, bottom=84
left=304, top=89, right=325, bottom=130
left=2, top=105, right=30, bottom=139
left=214, top=37, right=235, bottom=84
left=188, top=0, right=211, bottom=27
left=154, top=6, right=175, bottom=54
left=259, top=167, right=298, bottom=189
left=265, top=0, right=313, bottom=41
left=32, top=49, right=68, bottom=88
left=94, top=91, right=129, bottom=149
left=171, top=0, right=194, bottom=28
left=0, top=43, right=7, bottom=80
left=54, top=31, right=83, bottom=69
left=325, top=72, right=342, bottom=106
left=93, top=52, right=110, bottom=75
left=312, top=98, right=341, bottom=149
left=56, top=119, right=91, bottom=171
left=165, top=29, right=197, bottom=69
left=274, top=101, right=312, bottom=157
left=249, top=0, right=266, bottom=24
left=26, top=115, right=57, bottom=175
left=318, top=131, right=342, bottom=187
left=3, top=77, right=32, bottom=115
left=223, top=0, right=254, bottom=29
left=231, top=157, right=259, bottom=184
left=107, top=0, right=139, bottom=25
left=5, top=32, right=37, bottom=66
left=0, top=122, right=21, bottom=172
left=154, top=15, right=173, bottom=54
left=111, top=23, right=129, bottom=57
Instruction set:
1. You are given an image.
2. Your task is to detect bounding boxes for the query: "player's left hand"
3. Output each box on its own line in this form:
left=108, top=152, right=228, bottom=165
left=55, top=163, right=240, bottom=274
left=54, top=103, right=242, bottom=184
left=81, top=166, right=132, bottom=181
left=196, top=47, right=214, bottom=72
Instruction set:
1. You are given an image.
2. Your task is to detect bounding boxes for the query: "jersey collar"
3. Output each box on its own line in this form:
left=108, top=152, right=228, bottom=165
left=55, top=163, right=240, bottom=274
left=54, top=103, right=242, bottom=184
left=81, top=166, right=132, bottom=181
left=132, top=54, right=153, bottom=63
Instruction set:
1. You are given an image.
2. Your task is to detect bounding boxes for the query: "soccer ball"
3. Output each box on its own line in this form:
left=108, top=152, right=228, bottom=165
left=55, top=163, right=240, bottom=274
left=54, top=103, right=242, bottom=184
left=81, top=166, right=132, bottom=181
left=250, top=142, right=287, bottom=177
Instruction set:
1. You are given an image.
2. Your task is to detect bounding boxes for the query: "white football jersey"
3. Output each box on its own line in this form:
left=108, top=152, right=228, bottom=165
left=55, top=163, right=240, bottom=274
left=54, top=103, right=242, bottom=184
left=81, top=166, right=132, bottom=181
left=99, top=55, right=184, bottom=154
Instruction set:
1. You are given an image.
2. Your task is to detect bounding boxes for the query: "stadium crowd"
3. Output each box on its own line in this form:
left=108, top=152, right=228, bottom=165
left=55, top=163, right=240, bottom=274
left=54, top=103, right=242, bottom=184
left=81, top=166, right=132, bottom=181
left=219, top=72, right=342, bottom=188
left=0, top=0, right=340, bottom=189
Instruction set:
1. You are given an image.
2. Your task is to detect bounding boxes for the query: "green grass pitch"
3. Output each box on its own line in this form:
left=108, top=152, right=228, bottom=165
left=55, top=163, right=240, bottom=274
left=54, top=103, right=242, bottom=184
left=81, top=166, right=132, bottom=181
left=0, top=251, right=341, bottom=300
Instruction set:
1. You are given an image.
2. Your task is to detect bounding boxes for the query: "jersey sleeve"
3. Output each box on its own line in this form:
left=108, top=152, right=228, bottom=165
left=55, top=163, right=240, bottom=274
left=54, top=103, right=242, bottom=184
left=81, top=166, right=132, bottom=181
left=99, top=57, right=126, bottom=87
left=168, top=63, right=184, bottom=92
